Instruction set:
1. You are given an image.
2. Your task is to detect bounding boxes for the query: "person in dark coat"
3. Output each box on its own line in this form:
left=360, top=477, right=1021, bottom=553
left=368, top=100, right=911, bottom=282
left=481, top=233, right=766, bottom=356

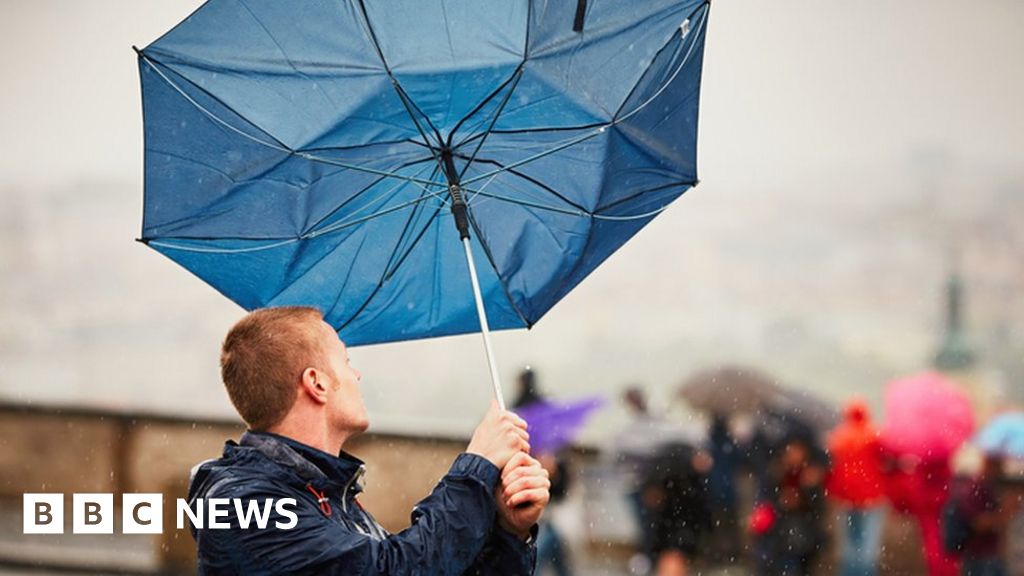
left=511, top=367, right=573, bottom=576
left=643, top=443, right=713, bottom=575
left=952, top=454, right=1008, bottom=576
left=706, top=413, right=742, bottom=563
left=188, top=307, right=549, bottom=575
left=749, top=438, right=828, bottom=576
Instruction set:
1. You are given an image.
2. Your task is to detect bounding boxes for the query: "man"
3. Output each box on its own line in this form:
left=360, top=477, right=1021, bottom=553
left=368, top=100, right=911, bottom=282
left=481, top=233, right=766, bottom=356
left=188, top=306, right=550, bottom=575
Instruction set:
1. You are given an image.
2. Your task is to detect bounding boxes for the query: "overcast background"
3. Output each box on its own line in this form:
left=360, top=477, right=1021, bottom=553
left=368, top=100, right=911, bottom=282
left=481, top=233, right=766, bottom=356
left=1, top=1, right=1022, bottom=440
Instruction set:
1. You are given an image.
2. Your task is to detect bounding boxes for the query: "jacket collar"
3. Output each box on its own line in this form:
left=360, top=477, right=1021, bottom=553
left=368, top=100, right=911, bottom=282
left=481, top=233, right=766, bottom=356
left=236, top=430, right=365, bottom=494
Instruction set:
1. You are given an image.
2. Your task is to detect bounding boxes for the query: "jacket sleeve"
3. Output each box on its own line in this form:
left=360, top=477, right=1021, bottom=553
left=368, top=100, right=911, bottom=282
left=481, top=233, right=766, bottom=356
left=200, top=453, right=506, bottom=576
left=463, top=523, right=537, bottom=576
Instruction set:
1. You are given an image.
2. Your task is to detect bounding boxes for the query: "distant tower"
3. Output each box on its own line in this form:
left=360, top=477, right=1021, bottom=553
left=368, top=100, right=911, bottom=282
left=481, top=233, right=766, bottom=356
left=932, top=271, right=998, bottom=421
left=933, top=272, right=977, bottom=371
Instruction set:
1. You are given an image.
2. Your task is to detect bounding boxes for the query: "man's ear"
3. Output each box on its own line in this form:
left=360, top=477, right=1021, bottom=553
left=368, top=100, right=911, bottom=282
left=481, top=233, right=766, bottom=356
left=300, top=367, right=329, bottom=405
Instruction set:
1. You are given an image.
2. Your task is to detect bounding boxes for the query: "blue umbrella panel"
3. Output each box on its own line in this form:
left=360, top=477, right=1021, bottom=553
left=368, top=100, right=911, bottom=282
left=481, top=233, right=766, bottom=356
left=137, top=0, right=711, bottom=402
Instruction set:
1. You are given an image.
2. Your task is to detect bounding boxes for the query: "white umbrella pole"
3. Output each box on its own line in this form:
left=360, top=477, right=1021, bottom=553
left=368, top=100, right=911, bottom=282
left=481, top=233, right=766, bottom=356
left=461, top=237, right=506, bottom=410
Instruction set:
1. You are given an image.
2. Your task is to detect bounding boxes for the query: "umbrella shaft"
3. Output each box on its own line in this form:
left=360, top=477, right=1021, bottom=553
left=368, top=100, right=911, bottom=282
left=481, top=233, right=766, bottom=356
left=441, top=148, right=471, bottom=240
left=462, top=237, right=506, bottom=410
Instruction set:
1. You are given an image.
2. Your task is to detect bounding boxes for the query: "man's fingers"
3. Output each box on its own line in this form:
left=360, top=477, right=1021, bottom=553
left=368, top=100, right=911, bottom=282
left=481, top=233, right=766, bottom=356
left=502, top=461, right=546, bottom=485
left=504, top=453, right=540, bottom=471
left=503, top=475, right=550, bottom=500
left=510, top=413, right=528, bottom=430
left=502, top=451, right=533, bottom=473
left=507, top=487, right=550, bottom=509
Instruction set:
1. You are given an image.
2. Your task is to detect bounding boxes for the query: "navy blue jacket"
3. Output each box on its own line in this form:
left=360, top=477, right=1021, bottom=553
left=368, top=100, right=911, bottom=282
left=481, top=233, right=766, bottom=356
left=188, top=431, right=536, bottom=575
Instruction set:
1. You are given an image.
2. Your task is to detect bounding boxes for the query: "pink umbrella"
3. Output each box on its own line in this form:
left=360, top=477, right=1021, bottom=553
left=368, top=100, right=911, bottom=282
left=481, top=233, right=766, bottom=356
left=880, top=371, right=974, bottom=460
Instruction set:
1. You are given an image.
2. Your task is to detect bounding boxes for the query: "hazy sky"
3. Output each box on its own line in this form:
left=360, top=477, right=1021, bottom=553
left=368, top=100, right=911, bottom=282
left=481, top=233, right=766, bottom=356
left=1, top=1, right=1022, bottom=439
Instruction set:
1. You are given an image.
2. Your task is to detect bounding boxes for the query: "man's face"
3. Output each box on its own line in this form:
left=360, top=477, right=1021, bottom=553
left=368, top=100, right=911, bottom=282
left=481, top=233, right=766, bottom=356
left=316, top=320, right=369, bottom=436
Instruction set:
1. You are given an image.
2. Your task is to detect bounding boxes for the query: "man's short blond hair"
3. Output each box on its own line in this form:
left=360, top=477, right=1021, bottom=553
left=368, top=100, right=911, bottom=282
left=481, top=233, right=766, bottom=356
left=220, top=306, right=325, bottom=430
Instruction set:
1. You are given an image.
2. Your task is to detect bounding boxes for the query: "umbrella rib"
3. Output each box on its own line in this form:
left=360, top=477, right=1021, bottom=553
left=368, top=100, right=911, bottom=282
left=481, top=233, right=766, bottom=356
left=449, top=61, right=526, bottom=147
left=454, top=154, right=587, bottom=213
left=383, top=203, right=444, bottom=283
left=463, top=183, right=690, bottom=222
left=460, top=121, right=608, bottom=142
left=301, top=155, right=436, bottom=236
left=146, top=192, right=441, bottom=255
left=354, top=0, right=445, bottom=151
left=594, top=180, right=697, bottom=214
left=456, top=67, right=524, bottom=182
left=335, top=165, right=446, bottom=333
left=445, top=0, right=534, bottom=150
left=381, top=164, right=444, bottom=280
left=139, top=53, right=292, bottom=150
left=459, top=6, right=708, bottom=188
left=452, top=3, right=707, bottom=143
left=465, top=212, right=533, bottom=329
left=613, top=1, right=709, bottom=122
left=140, top=54, right=444, bottom=190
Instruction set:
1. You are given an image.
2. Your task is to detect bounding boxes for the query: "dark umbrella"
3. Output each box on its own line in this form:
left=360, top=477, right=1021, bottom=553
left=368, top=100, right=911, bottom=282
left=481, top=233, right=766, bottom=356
left=136, top=0, right=712, bottom=408
left=766, top=387, right=839, bottom=434
left=679, top=365, right=783, bottom=414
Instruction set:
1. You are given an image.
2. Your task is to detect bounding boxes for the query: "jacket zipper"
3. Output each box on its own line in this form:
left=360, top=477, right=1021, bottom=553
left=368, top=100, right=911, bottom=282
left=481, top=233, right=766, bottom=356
left=340, top=465, right=388, bottom=540
left=341, top=464, right=365, bottom=514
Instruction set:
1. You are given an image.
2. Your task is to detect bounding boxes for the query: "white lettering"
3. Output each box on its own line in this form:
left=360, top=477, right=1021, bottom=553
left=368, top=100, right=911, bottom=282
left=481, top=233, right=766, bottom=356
left=275, top=498, right=298, bottom=529
left=233, top=498, right=273, bottom=529
left=177, top=498, right=203, bottom=530
left=208, top=498, right=231, bottom=529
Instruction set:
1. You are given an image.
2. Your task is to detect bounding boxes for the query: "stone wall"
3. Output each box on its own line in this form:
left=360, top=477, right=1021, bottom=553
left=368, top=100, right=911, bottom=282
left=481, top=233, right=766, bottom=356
left=0, top=404, right=468, bottom=573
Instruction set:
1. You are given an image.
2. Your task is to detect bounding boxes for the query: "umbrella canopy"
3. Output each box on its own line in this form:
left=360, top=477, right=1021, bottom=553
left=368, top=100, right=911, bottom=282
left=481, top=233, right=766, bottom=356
left=137, top=0, right=710, bottom=349
left=880, top=372, right=974, bottom=461
left=768, top=387, right=840, bottom=433
left=974, top=411, right=1024, bottom=459
left=679, top=365, right=783, bottom=413
left=513, top=396, right=604, bottom=455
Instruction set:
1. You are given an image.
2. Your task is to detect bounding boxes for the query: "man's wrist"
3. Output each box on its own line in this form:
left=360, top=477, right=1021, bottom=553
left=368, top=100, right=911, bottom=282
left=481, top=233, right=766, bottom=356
left=497, top=517, right=533, bottom=542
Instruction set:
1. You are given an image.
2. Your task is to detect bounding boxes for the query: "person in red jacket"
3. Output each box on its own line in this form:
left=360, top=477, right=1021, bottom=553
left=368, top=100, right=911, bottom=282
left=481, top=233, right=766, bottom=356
left=826, top=400, right=887, bottom=576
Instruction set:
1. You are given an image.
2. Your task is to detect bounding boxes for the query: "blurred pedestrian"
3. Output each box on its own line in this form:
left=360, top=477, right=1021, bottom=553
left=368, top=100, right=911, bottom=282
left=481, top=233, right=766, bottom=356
left=706, top=413, right=742, bottom=563
left=883, top=452, right=960, bottom=576
left=536, top=454, right=573, bottom=576
left=512, top=367, right=574, bottom=576
left=643, top=443, right=713, bottom=576
left=826, top=400, right=886, bottom=576
left=749, top=437, right=828, bottom=576
left=612, top=386, right=694, bottom=571
left=513, top=366, right=544, bottom=409
left=949, top=454, right=1008, bottom=576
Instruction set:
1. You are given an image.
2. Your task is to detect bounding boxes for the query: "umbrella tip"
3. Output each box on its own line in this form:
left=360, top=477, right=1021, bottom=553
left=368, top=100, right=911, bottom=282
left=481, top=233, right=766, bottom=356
left=132, top=45, right=142, bottom=55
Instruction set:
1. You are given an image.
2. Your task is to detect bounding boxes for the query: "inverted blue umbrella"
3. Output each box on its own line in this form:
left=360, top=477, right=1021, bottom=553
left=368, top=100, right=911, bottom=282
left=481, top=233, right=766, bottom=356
left=137, top=0, right=710, bottom=408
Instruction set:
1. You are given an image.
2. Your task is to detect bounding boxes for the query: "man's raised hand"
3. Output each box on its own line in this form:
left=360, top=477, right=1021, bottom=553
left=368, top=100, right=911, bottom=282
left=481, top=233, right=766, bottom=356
left=466, top=400, right=530, bottom=470
left=496, top=451, right=550, bottom=540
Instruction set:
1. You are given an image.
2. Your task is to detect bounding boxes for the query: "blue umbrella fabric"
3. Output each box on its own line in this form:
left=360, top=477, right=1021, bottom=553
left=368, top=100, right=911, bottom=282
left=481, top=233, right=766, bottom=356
left=138, top=0, right=710, bottom=347
left=975, top=412, right=1024, bottom=459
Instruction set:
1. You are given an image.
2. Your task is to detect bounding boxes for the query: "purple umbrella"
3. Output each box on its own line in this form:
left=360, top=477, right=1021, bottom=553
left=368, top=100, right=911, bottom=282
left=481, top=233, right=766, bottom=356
left=514, top=397, right=605, bottom=455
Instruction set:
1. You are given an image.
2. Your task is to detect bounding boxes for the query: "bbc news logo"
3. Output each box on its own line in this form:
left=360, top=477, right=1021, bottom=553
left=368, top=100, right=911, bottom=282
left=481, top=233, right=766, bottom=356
left=23, top=493, right=298, bottom=534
